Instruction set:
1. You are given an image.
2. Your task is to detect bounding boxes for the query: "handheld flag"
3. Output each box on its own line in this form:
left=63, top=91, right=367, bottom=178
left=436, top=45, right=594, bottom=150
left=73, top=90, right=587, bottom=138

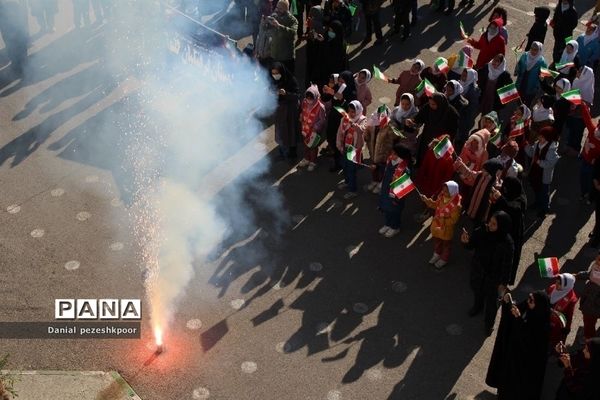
left=561, top=89, right=582, bottom=105
left=376, top=104, right=390, bottom=128
left=348, top=3, right=357, bottom=16
left=459, top=21, right=469, bottom=39
left=434, top=57, right=449, bottom=74
left=538, top=257, right=560, bottom=278
left=373, top=65, right=388, bottom=81
left=456, top=50, right=473, bottom=69
left=497, top=83, right=520, bottom=104
left=415, top=78, right=436, bottom=98
left=346, top=145, right=360, bottom=163
left=305, top=131, right=321, bottom=148
left=390, top=172, right=416, bottom=199
left=490, top=129, right=502, bottom=147
left=564, top=35, right=573, bottom=44
left=539, top=67, right=559, bottom=79
left=509, top=119, right=526, bottom=138
left=555, top=61, right=575, bottom=71
left=432, top=136, right=454, bottom=159
left=334, top=106, right=347, bottom=115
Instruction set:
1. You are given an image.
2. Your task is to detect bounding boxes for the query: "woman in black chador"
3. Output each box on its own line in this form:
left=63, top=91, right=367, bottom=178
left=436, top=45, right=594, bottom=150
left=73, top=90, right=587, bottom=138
left=486, top=290, right=551, bottom=400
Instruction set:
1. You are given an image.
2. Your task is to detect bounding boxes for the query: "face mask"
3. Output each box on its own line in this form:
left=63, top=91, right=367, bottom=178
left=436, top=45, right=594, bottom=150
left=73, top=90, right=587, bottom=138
left=272, top=74, right=282, bottom=81
left=328, top=31, right=336, bottom=40
left=561, top=2, right=569, bottom=11
left=488, top=27, right=499, bottom=36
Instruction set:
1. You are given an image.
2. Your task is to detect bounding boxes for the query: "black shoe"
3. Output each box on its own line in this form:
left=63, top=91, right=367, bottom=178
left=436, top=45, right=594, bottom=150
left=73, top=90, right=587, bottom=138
left=468, top=307, right=482, bottom=317
left=373, top=38, right=384, bottom=46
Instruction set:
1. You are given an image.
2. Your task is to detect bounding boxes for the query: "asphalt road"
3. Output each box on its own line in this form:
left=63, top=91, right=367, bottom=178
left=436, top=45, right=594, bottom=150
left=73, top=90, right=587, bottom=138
left=1, top=1, right=600, bottom=399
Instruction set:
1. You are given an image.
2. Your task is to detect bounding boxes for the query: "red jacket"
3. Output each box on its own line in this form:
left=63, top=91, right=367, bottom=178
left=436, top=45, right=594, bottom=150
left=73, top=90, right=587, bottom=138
left=581, top=104, right=600, bottom=164
left=470, top=34, right=506, bottom=69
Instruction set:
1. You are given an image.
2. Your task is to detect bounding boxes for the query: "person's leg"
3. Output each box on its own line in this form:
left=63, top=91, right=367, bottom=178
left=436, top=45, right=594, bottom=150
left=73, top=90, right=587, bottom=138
left=483, top=288, right=499, bottom=333
left=411, top=0, right=418, bottom=24
left=540, top=183, right=550, bottom=213
left=580, top=158, right=593, bottom=199
left=433, top=237, right=442, bottom=256
left=470, top=287, right=484, bottom=315
left=373, top=9, right=383, bottom=41
left=440, top=240, right=451, bottom=262
left=364, top=14, right=373, bottom=41
left=401, top=9, right=410, bottom=38
left=347, top=160, right=357, bottom=192
left=582, top=314, right=598, bottom=339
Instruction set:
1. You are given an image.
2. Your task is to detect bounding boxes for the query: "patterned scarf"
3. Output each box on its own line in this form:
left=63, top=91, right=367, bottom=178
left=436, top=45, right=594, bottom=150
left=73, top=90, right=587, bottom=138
left=301, top=99, right=321, bottom=138
left=435, top=193, right=462, bottom=218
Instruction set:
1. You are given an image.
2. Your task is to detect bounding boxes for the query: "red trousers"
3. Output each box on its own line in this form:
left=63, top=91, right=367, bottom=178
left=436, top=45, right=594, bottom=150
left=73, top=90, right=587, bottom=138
left=583, top=313, right=599, bottom=339
left=433, top=238, right=452, bottom=262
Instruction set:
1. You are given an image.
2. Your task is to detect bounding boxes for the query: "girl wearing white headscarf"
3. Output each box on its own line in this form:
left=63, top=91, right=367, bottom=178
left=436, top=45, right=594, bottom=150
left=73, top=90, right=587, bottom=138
left=547, top=273, right=578, bottom=351
left=389, top=59, right=424, bottom=107
left=515, top=41, right=547, bottom=106
left=577, top=22, right=600, bottom=68
left=336, top=100, right=367, bottom=199
left=420, top=180, right=462, bottom=269
left=391, top=93, right=419, bottom=158
left=355, top=68, right=372, bottom=115
left=480, top=54, right=513, bottom=116
left=563, top=66, right=595, bottom=154
left=573, top=65, right=595, bottom=105
left=555, top=39, right=579, bottom=77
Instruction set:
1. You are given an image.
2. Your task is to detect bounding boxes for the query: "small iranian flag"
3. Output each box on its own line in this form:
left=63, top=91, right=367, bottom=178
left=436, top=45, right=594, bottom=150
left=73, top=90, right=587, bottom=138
left=539, top=67, right=559, bottom=79
left=538, top=257, right=560, bottom=278
left=373, top=65, right=388, bottom=81
left=564, top=35, right=573, bottom=44
left=554, top=310, right=568, bottom=328
left=346, top=145, right=360, bottom=163
left=497, top=83, right=520, bottom=105
left=555, top=61, right=575, bottom=71
left=334, top=106, right=346, bottom=115
left=415, top=78, right=436, bottom=98
left=490, top=130, right=502, bottom=147
left=561, top=88, right=582, bottom=105
left=509, top=120, right=526, bottom=138
left=348, top=3, right=357, bottom=16
left=459, top=21, right=469, bottom=39
left=305, top=131, right=321, bottom=148
left=456, top=50, right=473, bottom=69
left=377, top=105, right=390, bottom=128
left=432, top=136, right=454, bottom=159
left=390, top=172, right=416, bottom=198
left=434, top=57, right=449, bottom=74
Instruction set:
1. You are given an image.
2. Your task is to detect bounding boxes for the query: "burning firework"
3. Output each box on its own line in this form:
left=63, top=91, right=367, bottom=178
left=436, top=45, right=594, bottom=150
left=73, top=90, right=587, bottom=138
left=154, top=325, right=164, bottom=354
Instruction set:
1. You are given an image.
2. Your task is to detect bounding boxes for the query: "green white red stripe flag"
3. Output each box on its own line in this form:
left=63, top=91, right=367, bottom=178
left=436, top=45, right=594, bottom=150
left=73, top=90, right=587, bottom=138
left=390, top=172, right=416, bottom=199
left=538, top=257, right=560, bottom=278
left=346, top=145, right=360, bottom=163
left=459, top=21, right=469, bottom=39
left=490, top=130, right=502, bottom=147
left=334, top=106, right=346, bottom=115
left=561, top=89, right=582, bottom=105
left=497, top=83, right=520, bottom=104
left=456, top=50, right=473, bottom=69
left=555, top=61, right=575, bottom=71
left=305, top=131, right=321, bottom=148
left=373, top=65, right=388, bottom=81
left=539, top=67, right=559, bottom=79
left=509, top=120, right=526, bottom=138
left=415, top=78, right=436, bottom=98
left=432, top=136, right=454, bottom=159
left=434, top=57, right=449, bottom=74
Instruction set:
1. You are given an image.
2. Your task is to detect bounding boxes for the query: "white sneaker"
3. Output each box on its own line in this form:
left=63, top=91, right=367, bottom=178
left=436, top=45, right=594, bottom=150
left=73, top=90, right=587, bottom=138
left=298, top=159, right=309, bottom=167
left=378, top=225, right=391, bottom=235
left=429, top=253, right=440, bottom=264
left=343, top=192, right=358, bottom=200
left=384, top=228, right=400, bottom=238
left=372, top=183, right=381, bottom=194
left=307, top=163, right=316, bottom=171
left=434, top=259, right=447, bottom=269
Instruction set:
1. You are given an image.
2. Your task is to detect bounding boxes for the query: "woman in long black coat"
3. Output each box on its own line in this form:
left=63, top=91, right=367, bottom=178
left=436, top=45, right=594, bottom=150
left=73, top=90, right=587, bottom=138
left=490, top=176, right=527, bottom=285
left=406, top=93, right=459, bottom=167
left=461, top=211, right=515, bottom=336
left=271, top=62, right=300, bottom=159
left=486, top=290, right=551, bottom=400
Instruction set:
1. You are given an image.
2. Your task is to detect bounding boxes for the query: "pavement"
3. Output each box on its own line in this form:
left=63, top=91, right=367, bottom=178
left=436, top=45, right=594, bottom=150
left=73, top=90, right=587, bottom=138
left=1, top=0, right=600, bottom=399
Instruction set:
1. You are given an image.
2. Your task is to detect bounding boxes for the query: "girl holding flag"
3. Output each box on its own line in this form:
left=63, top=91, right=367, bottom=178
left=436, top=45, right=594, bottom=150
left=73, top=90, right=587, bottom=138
left=298, top=85, right=326, bottom=171
left=478, top=54, right=512, bottom=116
left=575, top=252, right=600, bottom=340
left=378, top=143, right=413, bottom=238
left=420, top=180, right=462, bottom=269
left=336, top=100, right=367, bottom=199
left=565, top=66, right=595, bottom=155
left=552, top=40, right=579, bottom=81
left=514, top=41, right=546, bottom=107
left=546, top=273, right=579, bottom=353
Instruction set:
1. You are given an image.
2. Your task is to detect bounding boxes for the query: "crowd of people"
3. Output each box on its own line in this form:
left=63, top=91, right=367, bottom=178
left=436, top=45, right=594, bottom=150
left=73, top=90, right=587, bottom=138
left=257, top=0, right=600, bottom=398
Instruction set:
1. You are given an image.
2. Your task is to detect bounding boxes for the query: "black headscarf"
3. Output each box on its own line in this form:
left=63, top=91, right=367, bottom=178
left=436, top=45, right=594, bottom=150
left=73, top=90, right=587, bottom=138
left=525, top=290, right=551, bottom=328
left=338, top=69, right=357, bottom=102
left=430, top=92, right=449, bottom=115
left=271, top=62, right=299, bottom=94
left=483, top=158, right=504, bottom=177
left=324, top=20, right=349, bottom=77
left=502, top=176, right=526, bottom=205
left=490, top=210, right=512, bottom=239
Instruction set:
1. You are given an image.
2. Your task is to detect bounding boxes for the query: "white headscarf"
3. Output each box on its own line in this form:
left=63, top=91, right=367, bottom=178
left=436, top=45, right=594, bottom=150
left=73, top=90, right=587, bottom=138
left=558, top=40, right=579, bottom=73
left=532, top=103, right=555, bottom=122
left=391, top=93, right=417, bottom=121
left=446, top=80, right=464, bottom=101
left=349, top=100, right=364, bottom=122
left=460, top=68, right=479, bottom=92
left=526, top=41, right=544, bottom=71
left=451, top=45, right=474, bottom=74
left=550, top=273, right=576, bottom=305
left=445, top=180, right=459, bottom=197
left=411, top=59, right=425, bottom=75
left=355, top=68, right=372, bottom=85
left=555, top=78, right=571, bottom=99
left=519, top=104, right=532, bottom=121
left=583, top=24, right=599, bottom=46
left=487, top=57, right=506, bottom=81
left=573, top=66, right=595, bottom=105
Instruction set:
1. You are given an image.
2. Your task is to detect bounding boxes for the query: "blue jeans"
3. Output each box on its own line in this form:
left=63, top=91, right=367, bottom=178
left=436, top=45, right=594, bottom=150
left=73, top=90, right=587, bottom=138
left=535, top=183, right=550, bottom=212
left=385, top=209, right=402, bottom=229
left=580, top=157, right=594, bottom=198
left=344, top=158, right=358, bottom=192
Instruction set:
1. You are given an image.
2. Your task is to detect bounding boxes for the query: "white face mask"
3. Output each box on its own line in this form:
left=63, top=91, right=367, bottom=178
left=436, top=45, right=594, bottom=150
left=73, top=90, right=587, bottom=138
left=561, top=2, right=570, bottom=12
left=272, top=74, right=282, bottom=81
left=488, top=26, right=499, bottom=37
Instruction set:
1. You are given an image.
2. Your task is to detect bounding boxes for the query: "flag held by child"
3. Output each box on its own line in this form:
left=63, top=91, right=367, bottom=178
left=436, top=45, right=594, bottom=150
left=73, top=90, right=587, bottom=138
left=497, top=83, right=520, bottom=105
left=561, top=89, right=582, bottom=105
left=539, top=67, right=559, bottom=79
left=433, top=136, right=454, bottom=159
left=390, top=172, right=415, bottom=199
left=509, top=120, right=526, bottom=138
left=373, top=65, right=387, bottom=81
left=434, top=57, right=449, bottom=74
left=459, top=21, right=469, bottom=39
left=346, top=145, right=360, bottom=164
left=305, top=131, right=321, bottom=148
left=555, top=61, right=575, bottom=71
left=415, top=78, right=436, bottom=98
left=538, top=257, right=560, bottom=278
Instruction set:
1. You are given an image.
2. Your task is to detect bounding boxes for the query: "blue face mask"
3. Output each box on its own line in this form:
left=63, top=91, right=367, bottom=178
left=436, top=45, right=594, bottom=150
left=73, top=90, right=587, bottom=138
left=327, top=31, right=336, bottom=40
